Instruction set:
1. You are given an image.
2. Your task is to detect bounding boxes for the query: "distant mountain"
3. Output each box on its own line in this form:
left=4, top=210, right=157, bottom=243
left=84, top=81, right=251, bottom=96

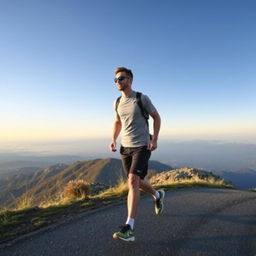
left=154, top=140, right=256, bottom=171
left=0, top=154, right=85, bottom=179
left=218, top=168, right=256, bottom=189
left=232, top=168, right=256, bottom=175
left=0, top=158, right=171, bottom=209
left=17, top=167, right=42, bottom=175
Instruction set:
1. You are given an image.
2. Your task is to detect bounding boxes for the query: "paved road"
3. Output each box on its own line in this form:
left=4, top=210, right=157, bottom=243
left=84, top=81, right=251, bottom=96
left=1, top=188, right=256, bottom=256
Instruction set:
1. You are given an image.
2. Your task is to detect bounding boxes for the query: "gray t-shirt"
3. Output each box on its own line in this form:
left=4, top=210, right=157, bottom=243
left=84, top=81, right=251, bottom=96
left=114, top=91, right=157, bottom=147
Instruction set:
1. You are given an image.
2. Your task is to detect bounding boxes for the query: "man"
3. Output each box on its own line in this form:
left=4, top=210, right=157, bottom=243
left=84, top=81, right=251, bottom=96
left=109, top=67, right=164, bottom=242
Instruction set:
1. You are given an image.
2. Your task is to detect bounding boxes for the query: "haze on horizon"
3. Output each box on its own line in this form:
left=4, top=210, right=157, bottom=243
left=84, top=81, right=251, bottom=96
left=1, top=136, right=256, bottom=157
left=1, top=138, right=256, bottom=177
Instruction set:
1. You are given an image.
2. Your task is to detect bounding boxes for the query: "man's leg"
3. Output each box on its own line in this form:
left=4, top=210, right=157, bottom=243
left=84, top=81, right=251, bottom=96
left=127, top=173, right=140, bottom=219
left=140, top=178, right=165, bottom=215
left=139, top=178, right=156, bottom=196
left=113, top=148, right=137, bottom=241
left=113, top=173, right=139, bottom=242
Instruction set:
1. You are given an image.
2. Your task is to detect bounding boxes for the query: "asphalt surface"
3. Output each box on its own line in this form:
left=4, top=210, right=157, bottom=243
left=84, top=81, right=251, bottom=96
left=1, top=188, right=256, bottom=256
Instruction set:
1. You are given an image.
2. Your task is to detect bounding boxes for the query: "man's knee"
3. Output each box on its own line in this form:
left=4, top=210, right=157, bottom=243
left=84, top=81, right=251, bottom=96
left=128, top=174, right=140, bottom=190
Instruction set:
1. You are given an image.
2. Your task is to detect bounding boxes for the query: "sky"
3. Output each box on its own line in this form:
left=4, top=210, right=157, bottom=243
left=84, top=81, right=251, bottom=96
left=0, top=0, right=256, bottom=152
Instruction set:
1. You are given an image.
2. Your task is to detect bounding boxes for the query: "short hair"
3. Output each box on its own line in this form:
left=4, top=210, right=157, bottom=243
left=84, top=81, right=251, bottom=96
left=115, top=67, right=133, bottom=79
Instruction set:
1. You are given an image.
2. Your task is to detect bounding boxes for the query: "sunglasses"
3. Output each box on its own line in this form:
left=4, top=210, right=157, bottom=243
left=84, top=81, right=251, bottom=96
left=114, top=76, right=128, bottom=83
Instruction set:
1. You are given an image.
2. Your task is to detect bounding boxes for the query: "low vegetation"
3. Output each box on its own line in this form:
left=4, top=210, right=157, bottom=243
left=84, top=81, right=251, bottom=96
left=93, top=178, right=128, bottom=199
left=15, top=193, right=34, bottom=211
left=64, top=179, right=91, bottom=200
left=0, top=168, right=233, bottom=244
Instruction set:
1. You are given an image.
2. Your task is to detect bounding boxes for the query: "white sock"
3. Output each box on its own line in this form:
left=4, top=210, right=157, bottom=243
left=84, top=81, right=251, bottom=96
left=125, top=217, right=135, bottom=230
left=152, top=191, right=160, bottom=200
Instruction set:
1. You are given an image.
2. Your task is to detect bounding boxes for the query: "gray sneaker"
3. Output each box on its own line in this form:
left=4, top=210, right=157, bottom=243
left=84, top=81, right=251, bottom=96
left=113, top=224, right=135, bottom=242
left=155, top=189, right=165, bottom=215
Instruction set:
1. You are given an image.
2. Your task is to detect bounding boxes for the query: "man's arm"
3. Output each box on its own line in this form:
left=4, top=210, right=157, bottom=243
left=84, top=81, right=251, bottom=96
left=148, top=111, right=161, bottom=151
left=109, top=117, right=122, bottom=152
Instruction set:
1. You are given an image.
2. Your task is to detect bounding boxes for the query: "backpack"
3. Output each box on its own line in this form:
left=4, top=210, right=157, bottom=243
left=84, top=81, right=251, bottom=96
left=115, top=92, right=152, bottom=139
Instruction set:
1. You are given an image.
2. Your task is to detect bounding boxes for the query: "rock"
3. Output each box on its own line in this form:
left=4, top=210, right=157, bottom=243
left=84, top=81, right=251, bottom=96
left=149, top=167, right=227, bottom=185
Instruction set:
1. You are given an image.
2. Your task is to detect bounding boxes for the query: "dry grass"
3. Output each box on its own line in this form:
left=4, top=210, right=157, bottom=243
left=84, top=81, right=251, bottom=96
left=91, top=172, right=232, bottom=200
left=40, top=180, right=92, bottom=208
left=8, top=173, right=231, bottom=212
left=93, top=178, right=128, bottom=199
left=15, top=193, right=34, bottom=211
left=1, top=171, right=232, bottom=231
left=174, top=176, right=229, bottom=186
left=63, top=179, right=91, bottom=201
left=151, top=176, right=232, bottom=190
left=39, top=191, right=66, bottom=208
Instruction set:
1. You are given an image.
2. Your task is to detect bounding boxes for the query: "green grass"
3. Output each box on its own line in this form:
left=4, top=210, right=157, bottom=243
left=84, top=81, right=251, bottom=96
left=81, top=201, right=94, bottom=207
left=0, top=211, right=24, bottom=229
left=2, top=232, right=17, bottom=239
left=37, top=205, right=70, bottom=218
left=32, top=218, right=47, bottom=228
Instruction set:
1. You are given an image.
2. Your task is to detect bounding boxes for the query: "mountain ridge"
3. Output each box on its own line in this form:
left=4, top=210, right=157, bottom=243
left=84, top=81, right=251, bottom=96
left=0, top=158, right=171, bottom=208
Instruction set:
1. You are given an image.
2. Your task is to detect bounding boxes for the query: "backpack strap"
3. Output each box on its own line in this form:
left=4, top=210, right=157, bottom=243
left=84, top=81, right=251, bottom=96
left=136, top=92, right=149, bottom=126
left=115, top=96, right=121, bottom=119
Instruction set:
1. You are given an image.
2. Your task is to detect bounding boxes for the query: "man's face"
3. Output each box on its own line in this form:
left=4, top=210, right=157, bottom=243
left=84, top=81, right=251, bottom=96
left=114, top=72, right=131, bottom=91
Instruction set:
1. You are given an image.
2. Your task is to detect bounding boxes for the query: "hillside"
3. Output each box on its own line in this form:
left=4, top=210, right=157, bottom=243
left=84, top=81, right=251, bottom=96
left=0, top=163, right=68, bottom=208
left=0, top=158, right=171, bottom=209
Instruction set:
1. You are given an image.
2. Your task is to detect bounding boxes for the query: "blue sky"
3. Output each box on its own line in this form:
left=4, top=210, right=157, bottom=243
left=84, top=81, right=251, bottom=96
left=0, top=0, right=255, bottom=147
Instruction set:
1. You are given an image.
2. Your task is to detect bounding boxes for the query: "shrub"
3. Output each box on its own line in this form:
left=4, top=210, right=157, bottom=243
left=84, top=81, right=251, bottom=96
left=64, top=179, right=91, bottom=200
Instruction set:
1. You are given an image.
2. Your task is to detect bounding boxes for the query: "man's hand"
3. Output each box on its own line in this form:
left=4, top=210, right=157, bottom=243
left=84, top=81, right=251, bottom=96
left=147, top=139, right=157, bottom=151
left=109, top=140, right=117, bottom=152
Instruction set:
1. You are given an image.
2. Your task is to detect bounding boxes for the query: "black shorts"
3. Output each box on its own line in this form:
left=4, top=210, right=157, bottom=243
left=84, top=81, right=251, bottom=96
left=120, top=145, right=151, bottom=179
